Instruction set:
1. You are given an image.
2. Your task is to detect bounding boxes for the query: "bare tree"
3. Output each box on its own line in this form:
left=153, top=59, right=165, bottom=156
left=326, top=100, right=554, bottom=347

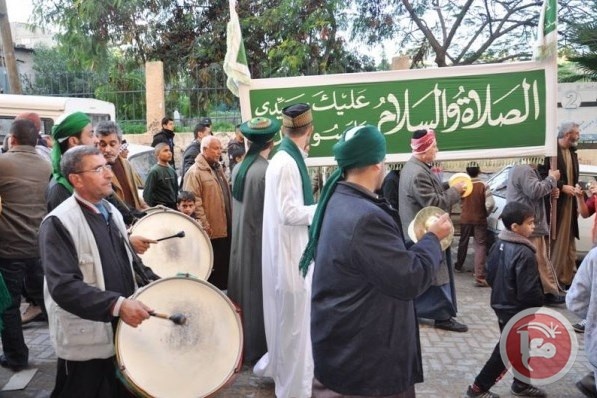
left=350, top=0, right=582, bottom=67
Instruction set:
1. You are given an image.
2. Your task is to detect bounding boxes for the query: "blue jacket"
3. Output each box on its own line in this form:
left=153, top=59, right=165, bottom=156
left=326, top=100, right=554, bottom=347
left=311, top=182, right=443, bottom=395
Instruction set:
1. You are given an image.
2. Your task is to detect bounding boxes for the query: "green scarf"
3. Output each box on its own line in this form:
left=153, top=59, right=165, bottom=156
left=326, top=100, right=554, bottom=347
left=51, top=145, right=74, bottom=193
left=0, top=274, right=10, bottom=332
left=278, top=136, right=314, bottom=206
left=232, top=143, right=265, bottom=202
left=299, top=125, right=386, bottom=276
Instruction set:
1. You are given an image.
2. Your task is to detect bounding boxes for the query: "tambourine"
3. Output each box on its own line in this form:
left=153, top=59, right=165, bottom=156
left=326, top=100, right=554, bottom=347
left=449, top=172, right=473, bottom=198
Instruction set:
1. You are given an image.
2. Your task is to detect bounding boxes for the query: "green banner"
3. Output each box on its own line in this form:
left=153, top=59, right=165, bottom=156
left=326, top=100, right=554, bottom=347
left=240, top=62, right=557, bottom=165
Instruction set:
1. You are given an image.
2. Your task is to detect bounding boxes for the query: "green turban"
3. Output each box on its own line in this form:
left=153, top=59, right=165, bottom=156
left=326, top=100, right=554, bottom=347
left=232, top=117, right=280, bottom=202
left=50, top=112, right=92, bottom=193
left=299, top=125, right=387, bottom=276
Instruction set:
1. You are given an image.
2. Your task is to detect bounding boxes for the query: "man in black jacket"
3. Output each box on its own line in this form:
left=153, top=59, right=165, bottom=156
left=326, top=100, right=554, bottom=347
left=151, top=117, right=176, bottom=170
left=181, top=118, right=212, bottom=182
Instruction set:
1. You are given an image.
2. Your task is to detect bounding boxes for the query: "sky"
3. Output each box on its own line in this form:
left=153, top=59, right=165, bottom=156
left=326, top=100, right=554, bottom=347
left=7, top=0, right=34, bottom=24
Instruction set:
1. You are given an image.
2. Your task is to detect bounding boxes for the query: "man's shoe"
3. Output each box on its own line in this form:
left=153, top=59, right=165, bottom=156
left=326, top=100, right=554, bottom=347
left=576, top=372, right=597, bottom=398
left=454, top=264, right=464, bottom=273
left=475, top=279, right=490, bottom=287
left=434, top=318, right=468, bottom=332
left=0, top=355, right=27, bottom=372
left=573, top=319, right=587, bottom=333
left=466, top=385, right=500, bottom=398
left=511, top=381, right=546, bottom=397
left=21, top=304, right=44, bottom=324
left=544, top=293, right=566, bottom=306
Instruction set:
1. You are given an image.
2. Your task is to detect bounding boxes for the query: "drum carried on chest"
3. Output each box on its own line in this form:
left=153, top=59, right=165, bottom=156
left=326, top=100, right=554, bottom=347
left=115, top=276, right=243, bottom=397
left=130, top=207, right=213, bottom=280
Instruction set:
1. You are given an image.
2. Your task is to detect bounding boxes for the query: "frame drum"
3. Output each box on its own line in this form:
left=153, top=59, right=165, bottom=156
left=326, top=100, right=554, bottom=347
left=116, top=277, right=243, bottom=397
left=130, top=207, right=213, bottom=280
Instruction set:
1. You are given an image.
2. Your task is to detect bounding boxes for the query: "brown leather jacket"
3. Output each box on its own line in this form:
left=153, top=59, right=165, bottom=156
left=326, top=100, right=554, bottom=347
left=182, top=154, right=231, bottom=239
left=111, top=156, right=146, bottom=210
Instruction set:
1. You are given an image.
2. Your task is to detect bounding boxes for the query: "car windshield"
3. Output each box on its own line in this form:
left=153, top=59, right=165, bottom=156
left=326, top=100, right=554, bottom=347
left=486, top=166, right=510, bottom=198
left=128, top=150, right=156, bottom=187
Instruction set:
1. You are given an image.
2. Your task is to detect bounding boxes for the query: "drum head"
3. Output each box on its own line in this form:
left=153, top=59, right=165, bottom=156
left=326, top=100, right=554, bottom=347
left=116, top=277, right=243, bottom=397
left=130, top=208, right=213, bottom=280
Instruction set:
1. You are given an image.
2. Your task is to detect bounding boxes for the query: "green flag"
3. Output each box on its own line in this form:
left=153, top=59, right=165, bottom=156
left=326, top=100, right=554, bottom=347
left=534, top=0, right=557, bottom=60
left=224, top=0, right=251, bottom=97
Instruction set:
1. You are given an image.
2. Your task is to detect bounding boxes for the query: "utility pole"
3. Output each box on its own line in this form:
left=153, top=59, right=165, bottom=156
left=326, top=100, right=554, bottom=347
left=0, top=0, right=21, bottom=94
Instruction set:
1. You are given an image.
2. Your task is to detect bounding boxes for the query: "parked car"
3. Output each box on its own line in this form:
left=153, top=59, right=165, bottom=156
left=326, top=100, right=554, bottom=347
left=127, top=143, right=156, bottom=186
left=486, top=163, right=597, bottom=260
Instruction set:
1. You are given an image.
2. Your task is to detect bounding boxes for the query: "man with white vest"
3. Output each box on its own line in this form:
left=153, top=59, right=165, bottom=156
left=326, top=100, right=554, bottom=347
left=39, top=145, right=152, bottom=397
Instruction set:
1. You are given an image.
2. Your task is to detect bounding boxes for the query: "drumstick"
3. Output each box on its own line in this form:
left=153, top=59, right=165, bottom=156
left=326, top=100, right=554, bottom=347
left=155, top=231, right=186, bottom=242
left=149, top=311, right=187, bottom=325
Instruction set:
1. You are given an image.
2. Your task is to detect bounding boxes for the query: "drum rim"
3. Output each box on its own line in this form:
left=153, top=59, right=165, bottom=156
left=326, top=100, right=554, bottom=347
left=115, top=276, right=243, bottom=398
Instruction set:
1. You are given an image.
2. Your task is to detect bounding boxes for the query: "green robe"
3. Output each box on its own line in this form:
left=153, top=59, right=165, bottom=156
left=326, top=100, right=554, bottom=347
left=227, top=156, right=268, bottom=363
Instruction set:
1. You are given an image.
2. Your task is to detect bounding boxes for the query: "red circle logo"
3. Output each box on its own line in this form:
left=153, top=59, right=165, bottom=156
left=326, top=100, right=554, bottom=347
left=499, top=308, right=578, bottom=385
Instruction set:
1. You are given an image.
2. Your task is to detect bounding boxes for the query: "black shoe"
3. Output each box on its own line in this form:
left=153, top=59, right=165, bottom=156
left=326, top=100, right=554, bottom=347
left=0, top=355, right=27, bottom=372
left=544, top=293, right=566, bottom=306
left=511, top=381, right=546, bottom=397
left=434, top=318, right=468, bottom=332
left=466, top=385, right=500, bottom=397
left=576, top=373, right=597, bottom=398
left=573, top=319, right=587, bottom=333
left=454, top=264, right=464, bottom=273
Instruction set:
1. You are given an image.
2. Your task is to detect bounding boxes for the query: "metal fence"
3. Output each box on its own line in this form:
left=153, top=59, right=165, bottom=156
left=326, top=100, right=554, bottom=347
left=21, top=67, right=242, bottom=133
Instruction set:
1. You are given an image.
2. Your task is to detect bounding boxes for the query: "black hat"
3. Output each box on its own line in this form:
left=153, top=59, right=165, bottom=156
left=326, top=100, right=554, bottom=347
left=282, top=103, right=312, bottom=128
left=199, top=117, right=212, bottom=126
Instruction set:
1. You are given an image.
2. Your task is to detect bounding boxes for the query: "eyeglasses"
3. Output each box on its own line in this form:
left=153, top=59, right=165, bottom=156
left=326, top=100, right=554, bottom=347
left=74, top=164, right=112, bottom=174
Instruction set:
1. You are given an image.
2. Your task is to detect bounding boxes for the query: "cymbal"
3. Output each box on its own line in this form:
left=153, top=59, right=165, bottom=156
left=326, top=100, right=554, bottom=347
left=407, top=206, right=454, bottom=250
left=449, top=172, right=473, bottom=198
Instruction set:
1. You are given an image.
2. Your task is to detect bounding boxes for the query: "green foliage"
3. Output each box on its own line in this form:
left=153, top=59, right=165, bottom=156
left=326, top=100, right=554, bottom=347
left=120, top=121, right=147, bottom=134
left=561, top=20, right=597, bottom=82
left=24, top=46, right=107, bottom=95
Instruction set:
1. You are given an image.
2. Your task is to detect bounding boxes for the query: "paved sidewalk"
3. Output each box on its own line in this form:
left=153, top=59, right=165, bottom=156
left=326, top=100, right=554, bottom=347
left=0, top=249, right=591, bottom=397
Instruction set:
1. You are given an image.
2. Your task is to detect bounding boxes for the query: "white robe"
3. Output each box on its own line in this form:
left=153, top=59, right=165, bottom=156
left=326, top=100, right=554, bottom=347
left=254, top=150, right=316, bottom=398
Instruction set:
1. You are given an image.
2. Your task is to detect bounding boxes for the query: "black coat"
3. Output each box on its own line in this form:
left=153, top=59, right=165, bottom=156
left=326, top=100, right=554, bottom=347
left=311, top=182, right=443, bottom=396
left=181, top=141, right=201, bottom=184
left=486, top=230, right=544, bottom=316
left=381, top=169, right=400, bottom=210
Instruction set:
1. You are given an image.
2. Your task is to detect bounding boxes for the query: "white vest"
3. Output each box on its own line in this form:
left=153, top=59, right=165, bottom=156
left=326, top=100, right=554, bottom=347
left=43, top=196, right=134, bottom=361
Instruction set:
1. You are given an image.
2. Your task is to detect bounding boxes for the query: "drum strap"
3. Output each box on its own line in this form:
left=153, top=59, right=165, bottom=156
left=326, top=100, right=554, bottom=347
left=116, top=229, right=160, bottom=287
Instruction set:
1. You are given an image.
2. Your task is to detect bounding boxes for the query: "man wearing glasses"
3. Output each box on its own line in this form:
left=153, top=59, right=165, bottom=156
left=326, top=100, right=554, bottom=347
left=39, top=145, right=153, bottom=397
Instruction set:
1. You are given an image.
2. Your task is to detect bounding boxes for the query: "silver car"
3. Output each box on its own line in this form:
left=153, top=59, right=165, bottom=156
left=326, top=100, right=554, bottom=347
left=486, top=164, right=597, bottom=260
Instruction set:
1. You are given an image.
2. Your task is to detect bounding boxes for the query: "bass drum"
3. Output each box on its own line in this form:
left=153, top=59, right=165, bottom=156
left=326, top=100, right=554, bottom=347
left=130, top=207, right=213, bottom=280
left=115, top=277, right=243, bottom=397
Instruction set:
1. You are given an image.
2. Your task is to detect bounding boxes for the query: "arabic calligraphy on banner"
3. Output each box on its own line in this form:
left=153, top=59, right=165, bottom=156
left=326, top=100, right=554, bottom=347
left=241, top=63, right=554, bottom=165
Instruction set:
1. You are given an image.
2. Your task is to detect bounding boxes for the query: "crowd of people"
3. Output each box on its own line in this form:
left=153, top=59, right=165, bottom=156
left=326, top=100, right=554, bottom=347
left=0, top=107, right=597, bottom=398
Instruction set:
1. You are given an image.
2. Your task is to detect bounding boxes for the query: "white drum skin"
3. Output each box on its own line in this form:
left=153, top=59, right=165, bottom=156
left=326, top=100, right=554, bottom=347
left=130, top=207, right=213, bottom=280
left=116, top=277, right=243, bottom=397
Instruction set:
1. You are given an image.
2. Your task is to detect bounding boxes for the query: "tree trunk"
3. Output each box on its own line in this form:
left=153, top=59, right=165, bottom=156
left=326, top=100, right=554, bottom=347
left=0, top=0, right=22, bottom=94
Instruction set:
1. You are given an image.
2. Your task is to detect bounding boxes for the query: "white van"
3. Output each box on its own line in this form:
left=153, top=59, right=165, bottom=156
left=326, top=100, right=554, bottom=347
left=0, top=94, right=116, bottom=142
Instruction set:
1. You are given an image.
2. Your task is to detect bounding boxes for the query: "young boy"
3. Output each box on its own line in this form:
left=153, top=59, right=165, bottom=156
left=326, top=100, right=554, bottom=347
left=454, top=161, right=495, bottom=286
left=177, top=190, right=197, bottom=218
left=143, top=143, right=178, bottom=209
left=466, top=201, right=545, bottom=398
